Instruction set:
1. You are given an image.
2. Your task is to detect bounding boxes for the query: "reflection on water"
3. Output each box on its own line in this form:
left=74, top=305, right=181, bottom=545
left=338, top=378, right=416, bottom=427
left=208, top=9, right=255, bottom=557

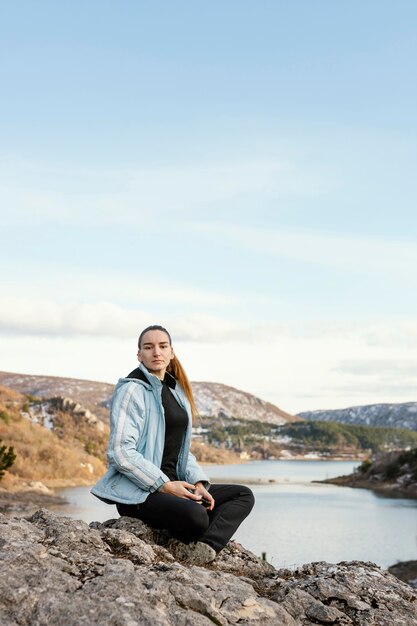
left=57, top=460, right=417, bottom=569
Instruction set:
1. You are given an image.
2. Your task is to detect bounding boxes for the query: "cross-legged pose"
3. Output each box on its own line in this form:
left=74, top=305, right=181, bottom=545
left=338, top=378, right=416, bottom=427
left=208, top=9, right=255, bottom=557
left=91, top=324, right=254, bottom=564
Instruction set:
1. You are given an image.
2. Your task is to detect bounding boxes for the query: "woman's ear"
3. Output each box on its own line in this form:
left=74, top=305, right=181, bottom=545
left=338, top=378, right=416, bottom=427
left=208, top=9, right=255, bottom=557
left=137, top=350, right=141, bottom=362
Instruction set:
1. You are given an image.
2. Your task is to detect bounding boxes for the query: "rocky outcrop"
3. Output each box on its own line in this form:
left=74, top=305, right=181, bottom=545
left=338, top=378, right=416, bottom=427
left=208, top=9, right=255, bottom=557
left=23, top=396, right=106, bottom=432
left=0, top=509, right=416, bottom=625
left=321, top=449, right=417, bottom=499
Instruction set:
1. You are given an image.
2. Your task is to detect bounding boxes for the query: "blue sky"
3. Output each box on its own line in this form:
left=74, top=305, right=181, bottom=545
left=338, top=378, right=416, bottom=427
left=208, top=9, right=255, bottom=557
left=1, top=1, right=416, bottom=412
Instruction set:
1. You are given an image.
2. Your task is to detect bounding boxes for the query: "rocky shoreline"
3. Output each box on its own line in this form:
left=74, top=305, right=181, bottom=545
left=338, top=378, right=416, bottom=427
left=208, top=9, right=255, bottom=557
left=318, top=473, right=417, bottom=499
left=1, top=509, right=416, bottom=625
left=0, top=487, right=68, bottom=517
left=317, top=448, right=417, bottom=500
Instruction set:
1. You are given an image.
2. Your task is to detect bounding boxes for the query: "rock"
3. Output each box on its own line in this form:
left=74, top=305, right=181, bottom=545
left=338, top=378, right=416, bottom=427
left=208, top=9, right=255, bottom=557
left=389, top=560, right=417, bottom=589
left=27, top=481, right=54, bottom=494
left=0, top=510, right=416, bottom=626
left=266, top=561, right=417, bottom=625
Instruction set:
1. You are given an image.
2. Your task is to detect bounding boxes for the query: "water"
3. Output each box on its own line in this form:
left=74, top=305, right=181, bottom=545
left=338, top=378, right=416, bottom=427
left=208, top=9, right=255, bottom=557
left=57, top=460, right=417, bottom=569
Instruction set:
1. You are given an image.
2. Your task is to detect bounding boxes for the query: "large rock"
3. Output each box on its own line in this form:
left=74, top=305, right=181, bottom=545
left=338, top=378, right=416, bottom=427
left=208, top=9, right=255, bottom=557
left=0, top=510, right=416, bottom=625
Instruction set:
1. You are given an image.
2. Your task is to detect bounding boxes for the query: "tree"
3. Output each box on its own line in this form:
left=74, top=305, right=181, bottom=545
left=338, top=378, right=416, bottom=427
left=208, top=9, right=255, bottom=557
left=0, top=440, right=16, bottom=479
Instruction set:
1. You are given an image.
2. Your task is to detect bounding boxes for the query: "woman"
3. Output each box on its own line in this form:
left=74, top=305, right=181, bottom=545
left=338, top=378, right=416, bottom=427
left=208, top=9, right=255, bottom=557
left=91, top=324, right=254, bottom=564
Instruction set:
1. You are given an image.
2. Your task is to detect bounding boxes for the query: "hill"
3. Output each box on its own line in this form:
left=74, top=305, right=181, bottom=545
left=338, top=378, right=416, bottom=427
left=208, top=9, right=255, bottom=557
left=282, top=421, right=417, bottom=456
left=193, top=381, right=298, bottom=424
left=0, top=385, right=108, bottom=489
left=198, top=416, right=417, bottom=461
left=298, top=402, right=417, bottom=431
left=0, top=370, right=299, bottom=425
left=0, top=371, right=113, bottom=422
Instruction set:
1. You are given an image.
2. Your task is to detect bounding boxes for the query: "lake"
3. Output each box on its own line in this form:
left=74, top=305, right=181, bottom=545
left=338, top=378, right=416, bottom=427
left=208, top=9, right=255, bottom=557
left=57, top=460, right=417, bottom=569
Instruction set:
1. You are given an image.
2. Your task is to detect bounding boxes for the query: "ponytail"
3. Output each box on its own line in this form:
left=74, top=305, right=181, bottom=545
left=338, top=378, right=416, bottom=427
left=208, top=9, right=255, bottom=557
left=167, top=355, right=198, bottom=420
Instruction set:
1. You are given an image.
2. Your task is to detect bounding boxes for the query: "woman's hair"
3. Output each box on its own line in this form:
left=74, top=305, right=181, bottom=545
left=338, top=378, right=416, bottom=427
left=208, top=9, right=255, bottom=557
left=138, top=325, right=198, bottom=419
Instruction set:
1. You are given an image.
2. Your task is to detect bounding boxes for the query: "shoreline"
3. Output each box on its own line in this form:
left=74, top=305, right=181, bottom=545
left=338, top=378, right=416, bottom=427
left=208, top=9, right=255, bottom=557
left=202, top=456, right=364, bottom=465
left=317, top=475, right=417, bottom=500
left=0, top=457, right=368, bottom=516
left=0, top=489, right=68, bottom=516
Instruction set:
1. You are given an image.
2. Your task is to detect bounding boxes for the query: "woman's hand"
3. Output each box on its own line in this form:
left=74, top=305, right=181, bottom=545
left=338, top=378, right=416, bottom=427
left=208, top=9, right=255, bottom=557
left=159, top=481, right=202, bottom=500
left=194, top=482, right=215, bottom=511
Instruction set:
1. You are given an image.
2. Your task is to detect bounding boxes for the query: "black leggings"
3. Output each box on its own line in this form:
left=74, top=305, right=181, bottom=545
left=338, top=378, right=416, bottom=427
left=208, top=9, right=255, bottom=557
left=116, top=483, right=254, bottom=553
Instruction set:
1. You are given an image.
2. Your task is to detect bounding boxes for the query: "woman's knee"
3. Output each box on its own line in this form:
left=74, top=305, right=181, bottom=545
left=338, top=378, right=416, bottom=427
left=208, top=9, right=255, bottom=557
left=238, top=486, right=255, bottom=512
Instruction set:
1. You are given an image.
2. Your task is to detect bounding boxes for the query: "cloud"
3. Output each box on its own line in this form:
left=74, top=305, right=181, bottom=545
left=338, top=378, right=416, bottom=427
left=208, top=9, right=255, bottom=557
left=0, top=299, right=144, bottom=338
left=334, top=359, right=417, bottom=377
left=194, top=223, right=417, bottom=280
left=291, top=320, right=417, bottom=349
left=2, top=295, right=417, bottom=352
left=1, top=305, right=416, bottom=412
left=0, top=156, right=331, bottom=227
left=329, top=381, right=417, bottom=400
left=0, top=297, right=252, bottom=340
left=1, top=269, right=237, bottom=309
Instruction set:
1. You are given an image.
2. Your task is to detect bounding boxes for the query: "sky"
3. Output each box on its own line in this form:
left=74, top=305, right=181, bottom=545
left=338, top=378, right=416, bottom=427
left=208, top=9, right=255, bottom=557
left=1, top=1, right=417, bottom=414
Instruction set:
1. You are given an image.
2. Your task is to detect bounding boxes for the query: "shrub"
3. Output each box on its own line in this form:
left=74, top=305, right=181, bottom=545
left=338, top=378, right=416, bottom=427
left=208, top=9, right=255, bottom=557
left=384, top=462, right=400, bottom=480
left=25, top=394, right=41, bottom=403
left=0, top=440, right=16, bottom=479
left=358, top=459, right=372, bottom=474
left=0, top=410, right=10, bottom=424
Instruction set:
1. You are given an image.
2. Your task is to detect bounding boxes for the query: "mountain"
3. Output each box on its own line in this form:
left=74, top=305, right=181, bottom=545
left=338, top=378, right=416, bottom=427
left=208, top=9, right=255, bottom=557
left=0, top=370, right=299, bottom=425
left=298, top=402, right=417, bottom=432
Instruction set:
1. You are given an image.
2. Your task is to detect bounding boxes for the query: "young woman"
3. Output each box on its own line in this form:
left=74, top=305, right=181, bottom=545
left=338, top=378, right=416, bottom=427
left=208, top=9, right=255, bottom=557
left=91, top=324, right=254, bottom=564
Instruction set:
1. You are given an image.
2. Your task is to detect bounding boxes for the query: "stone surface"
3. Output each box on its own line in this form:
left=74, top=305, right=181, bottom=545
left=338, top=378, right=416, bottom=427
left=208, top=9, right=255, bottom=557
left=0, top=510, right=416, bottom=625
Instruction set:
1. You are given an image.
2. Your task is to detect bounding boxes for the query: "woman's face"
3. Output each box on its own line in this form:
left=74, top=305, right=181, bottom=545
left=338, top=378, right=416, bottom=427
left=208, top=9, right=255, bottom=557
left=137, top=329, right=174, bottom=379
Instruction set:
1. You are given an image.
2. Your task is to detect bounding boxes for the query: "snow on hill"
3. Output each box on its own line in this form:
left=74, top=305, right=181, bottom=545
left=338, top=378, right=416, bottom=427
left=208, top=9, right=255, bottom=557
left=193, top=381, right=298, bottom=425
left=298, top=402, right=417, bottom=431
left=0, top=371, right=298, bottom=425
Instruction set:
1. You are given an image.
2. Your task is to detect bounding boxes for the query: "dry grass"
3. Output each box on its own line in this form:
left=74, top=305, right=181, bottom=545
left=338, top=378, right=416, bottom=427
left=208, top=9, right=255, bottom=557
left=50, top=409, right=109, bottom=462
left=0, top=385, right=106, bottom=485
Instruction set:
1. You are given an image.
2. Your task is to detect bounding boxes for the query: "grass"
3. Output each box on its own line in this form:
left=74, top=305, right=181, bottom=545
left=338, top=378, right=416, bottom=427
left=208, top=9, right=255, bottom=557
left=0, top=385, right=106, bottom=484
